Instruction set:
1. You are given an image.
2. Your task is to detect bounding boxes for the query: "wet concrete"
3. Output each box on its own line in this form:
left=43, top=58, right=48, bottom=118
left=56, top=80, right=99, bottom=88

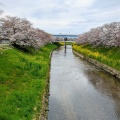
left=48, top=45, right=120, bottom=120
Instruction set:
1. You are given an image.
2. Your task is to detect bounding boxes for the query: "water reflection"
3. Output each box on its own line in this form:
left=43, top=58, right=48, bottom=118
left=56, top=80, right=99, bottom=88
left=64, top=47, right=66, bottom=54
left=48, top=45, right=120, bottom=120
left=85, top=69, right=120, bottom=119
left=85, top=70, right=120, bottom=100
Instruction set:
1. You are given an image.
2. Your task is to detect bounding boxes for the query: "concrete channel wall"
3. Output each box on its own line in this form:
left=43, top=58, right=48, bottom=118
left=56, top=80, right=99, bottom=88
left=73, top=50, right=120, bottom=79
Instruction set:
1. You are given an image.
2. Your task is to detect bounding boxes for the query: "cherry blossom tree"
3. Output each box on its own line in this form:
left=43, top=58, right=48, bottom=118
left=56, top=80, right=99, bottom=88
left=1, top=16, right=21, bottom=36
left=0, top=15, right=54, bottom=48
left=0, top=10, right=3, bottom=42
left=76, top=22, right=120, bottom=47
left=10, top=27, right=52, bottom=48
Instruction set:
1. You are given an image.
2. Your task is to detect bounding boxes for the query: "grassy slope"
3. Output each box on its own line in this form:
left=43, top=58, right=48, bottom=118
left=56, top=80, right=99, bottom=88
left=73, top=44, right=120, bottom=71
left=0, top=43, right=57, bottom=120
left=59, top=42, right=74, bottom=45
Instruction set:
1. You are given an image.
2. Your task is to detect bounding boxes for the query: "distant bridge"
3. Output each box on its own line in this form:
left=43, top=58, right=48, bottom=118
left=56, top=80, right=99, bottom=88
left=53, top=40, right=75, bottom=43
left=53, top=38, right=76, bottom=43
left=53, top=34, right=78, bottom=38
left=53, top=34, right=78, bottom=42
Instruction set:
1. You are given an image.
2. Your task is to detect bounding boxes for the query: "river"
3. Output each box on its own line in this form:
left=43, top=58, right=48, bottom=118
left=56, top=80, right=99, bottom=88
left=48, top=45, right=120, bottom=120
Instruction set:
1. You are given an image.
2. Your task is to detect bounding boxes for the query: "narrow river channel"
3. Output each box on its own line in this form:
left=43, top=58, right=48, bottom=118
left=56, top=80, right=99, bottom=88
left=48, top=45, right=120, bottom=120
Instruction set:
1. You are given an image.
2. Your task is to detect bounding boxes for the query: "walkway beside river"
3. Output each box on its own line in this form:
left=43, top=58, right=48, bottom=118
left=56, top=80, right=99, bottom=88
left=48, top=45, right=120, bottom=120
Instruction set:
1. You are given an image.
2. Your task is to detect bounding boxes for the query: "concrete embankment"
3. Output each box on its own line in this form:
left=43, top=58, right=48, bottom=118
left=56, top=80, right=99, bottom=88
left=73, top=50, right=120, bottom=79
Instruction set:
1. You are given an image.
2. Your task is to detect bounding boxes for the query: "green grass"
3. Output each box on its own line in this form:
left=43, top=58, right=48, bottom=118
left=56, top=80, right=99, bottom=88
left=73, top=44, right=120, bottom=71
left=58, top=42, right=74, bottom=45
left=0, top=43, right=58, bottom=120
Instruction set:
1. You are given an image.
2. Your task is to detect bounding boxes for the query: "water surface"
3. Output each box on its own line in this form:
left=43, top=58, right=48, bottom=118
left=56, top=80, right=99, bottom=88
left=48, top=45, right=120, bottom=120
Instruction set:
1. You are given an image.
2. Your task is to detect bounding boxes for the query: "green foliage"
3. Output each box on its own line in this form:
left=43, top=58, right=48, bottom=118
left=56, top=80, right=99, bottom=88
left=73, top=44, right=120, bottom=71
left=12, top=44, right=38, bottom=54
left=58, top=42, right=74, bottom=46
left=0, top=43, right=57, bottom=120
left=53, top=42, right=63, bottom=47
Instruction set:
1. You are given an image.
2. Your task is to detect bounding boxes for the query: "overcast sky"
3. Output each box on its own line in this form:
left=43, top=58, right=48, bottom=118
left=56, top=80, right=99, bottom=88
left=0, top=0, right=120, bottom=34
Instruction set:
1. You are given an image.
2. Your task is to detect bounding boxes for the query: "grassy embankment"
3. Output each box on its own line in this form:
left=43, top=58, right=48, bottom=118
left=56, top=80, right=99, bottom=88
left=58, top=42, right=74, bottom=45
left=73, top=44, right=120, bottom=71
left=0, top=43, right=58, bottom=120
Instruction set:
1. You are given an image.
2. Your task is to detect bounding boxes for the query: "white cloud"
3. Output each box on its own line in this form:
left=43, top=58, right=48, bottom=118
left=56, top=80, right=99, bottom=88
left=0, top=0, right=120, bottom=34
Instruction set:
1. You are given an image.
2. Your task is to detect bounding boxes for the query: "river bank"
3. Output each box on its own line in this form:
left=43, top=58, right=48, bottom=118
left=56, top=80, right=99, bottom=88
left=39, top=45, right=59, bottom=120
left=73, top=44, right=120, bottom=79
left=0, top=43, right=58, bottom=120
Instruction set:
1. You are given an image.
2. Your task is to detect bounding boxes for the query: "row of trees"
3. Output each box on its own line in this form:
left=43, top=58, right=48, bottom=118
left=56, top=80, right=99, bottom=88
left=76, top=22, right=120, bottom=47
left=0, top=11, right=55, bottom=48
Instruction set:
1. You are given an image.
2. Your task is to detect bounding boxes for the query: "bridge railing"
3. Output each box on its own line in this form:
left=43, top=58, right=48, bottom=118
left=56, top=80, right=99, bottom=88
left=53, top=38, right=76, bottom=42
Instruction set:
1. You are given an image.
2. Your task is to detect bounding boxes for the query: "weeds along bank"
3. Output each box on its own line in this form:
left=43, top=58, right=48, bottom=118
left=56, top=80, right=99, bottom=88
left=0, top=43, right=58, bottom=120
left=73, top=44, right=120, bottom=73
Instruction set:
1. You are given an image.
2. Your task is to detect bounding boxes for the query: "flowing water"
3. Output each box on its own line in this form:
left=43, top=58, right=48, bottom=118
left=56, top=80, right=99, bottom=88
left=48, top=45, right=120, bottom=120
